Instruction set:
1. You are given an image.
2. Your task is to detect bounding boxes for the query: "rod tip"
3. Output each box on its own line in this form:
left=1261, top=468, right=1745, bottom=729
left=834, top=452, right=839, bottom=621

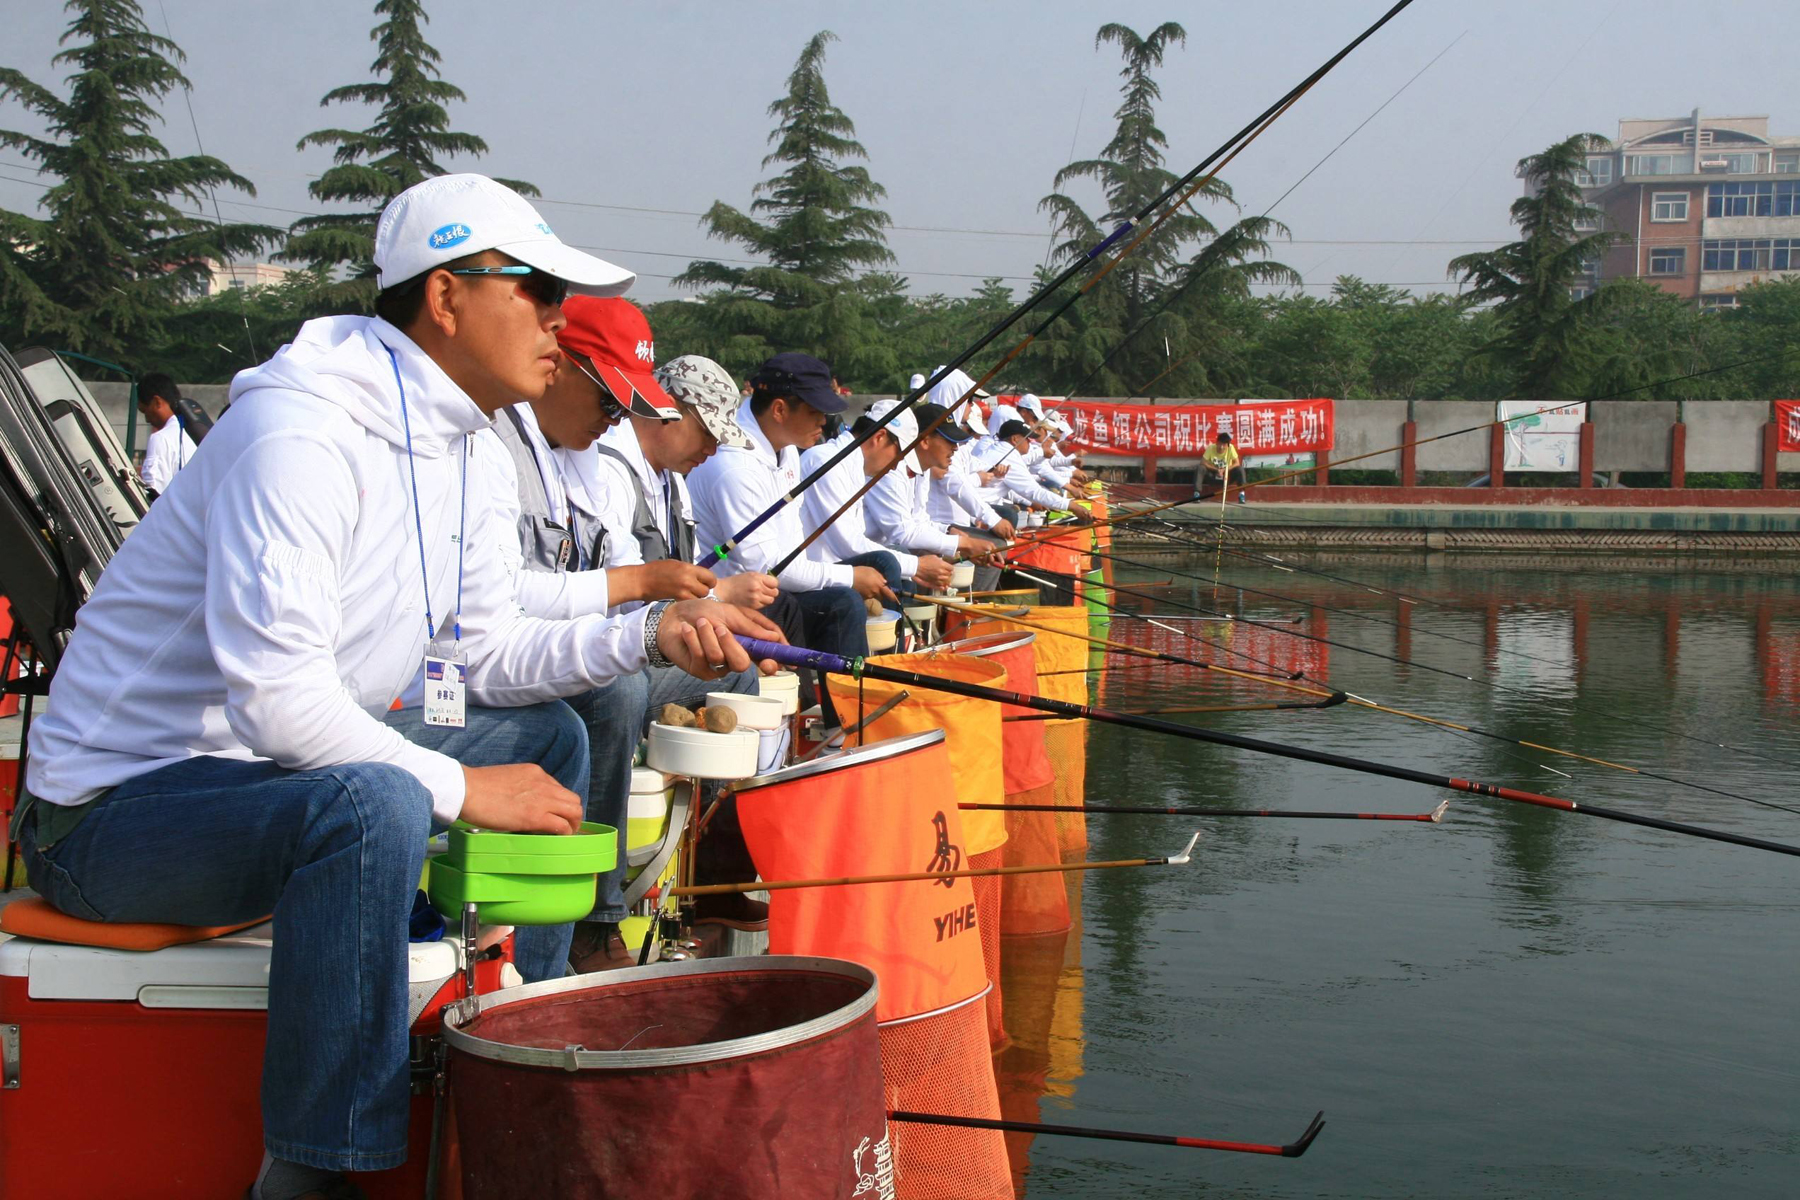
left=1430, top=800, right=1450, bottom=823
left=1168, top=831, right=1202, bottom=865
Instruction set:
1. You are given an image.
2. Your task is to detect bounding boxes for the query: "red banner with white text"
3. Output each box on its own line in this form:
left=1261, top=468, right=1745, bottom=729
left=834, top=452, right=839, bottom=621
left=1778, top=400, right=1800, bottom=452
left=1057, top=399, right=1334, bottom=458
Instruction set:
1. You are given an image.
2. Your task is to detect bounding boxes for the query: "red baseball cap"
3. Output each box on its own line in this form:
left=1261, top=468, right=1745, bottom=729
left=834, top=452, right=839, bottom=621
left=556, top=296, right=680, bottom=420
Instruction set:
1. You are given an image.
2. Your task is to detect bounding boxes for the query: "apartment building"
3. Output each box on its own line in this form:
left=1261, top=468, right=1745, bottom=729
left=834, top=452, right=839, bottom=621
left=1571, top=111, right=1800, bottom=307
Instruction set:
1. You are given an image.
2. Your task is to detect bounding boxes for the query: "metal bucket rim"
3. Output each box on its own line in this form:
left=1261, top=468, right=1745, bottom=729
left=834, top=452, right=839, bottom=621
left=443, top=954, right=878, bottom=1070
left=934, top=630, right=1036, bottom=659
left=733, top=728, right=944, bottom=792
left=873, top=981, right=993, bottom=1029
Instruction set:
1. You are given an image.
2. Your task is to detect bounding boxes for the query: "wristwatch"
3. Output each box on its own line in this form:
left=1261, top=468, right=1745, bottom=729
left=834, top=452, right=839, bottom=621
left=643, top=600, right=676, bottom=669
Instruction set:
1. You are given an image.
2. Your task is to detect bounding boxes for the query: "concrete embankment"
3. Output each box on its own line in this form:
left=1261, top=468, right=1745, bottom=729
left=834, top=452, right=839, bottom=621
left=1124, top=501, right=1800, bottom=554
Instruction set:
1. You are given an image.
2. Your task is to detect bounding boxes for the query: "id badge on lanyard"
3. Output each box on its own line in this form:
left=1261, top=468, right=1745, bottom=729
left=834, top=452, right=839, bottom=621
left=423, top=640, right=467, bottom=728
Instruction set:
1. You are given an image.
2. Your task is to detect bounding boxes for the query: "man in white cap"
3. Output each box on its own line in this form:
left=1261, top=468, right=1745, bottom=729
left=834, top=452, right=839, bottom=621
left=800, top=399, right=956, bottom=594
left=920, top=366, right=1014, bottom=590
left=19, top=173, right=779, bottom=1200
left=1034, top=409, right=1087, bottom=491
left=864, top=401, right=995, bottom=576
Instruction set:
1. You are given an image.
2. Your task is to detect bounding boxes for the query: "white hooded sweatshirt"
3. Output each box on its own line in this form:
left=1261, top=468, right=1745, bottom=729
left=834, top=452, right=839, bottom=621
left=28, top=316, right=649, bottom=823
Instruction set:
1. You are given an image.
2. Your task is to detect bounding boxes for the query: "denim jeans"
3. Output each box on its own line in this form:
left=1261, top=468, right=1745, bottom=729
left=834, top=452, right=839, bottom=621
left=21, top=700, right=589, bottom=1173
left=839, top=548, right=910, bottom=600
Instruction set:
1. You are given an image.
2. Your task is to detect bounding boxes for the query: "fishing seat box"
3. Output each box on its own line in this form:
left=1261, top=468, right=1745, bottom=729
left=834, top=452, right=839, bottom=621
left=0, top=918, right=500, bottom=1198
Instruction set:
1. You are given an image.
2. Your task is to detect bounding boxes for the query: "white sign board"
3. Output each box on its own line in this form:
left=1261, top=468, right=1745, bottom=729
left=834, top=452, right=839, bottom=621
left=1499, top=401, right=1586, bottom=472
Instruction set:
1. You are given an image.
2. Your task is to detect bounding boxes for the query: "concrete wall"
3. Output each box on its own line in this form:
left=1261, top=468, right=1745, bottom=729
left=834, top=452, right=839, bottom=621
left=1592, top=400, right=1676, bottom=471
left=1412, top=401, right=1493, bottom=471
left=1333, top=400, right=1405, bottom=470
left=1684, top=400, right=1771, bottom=472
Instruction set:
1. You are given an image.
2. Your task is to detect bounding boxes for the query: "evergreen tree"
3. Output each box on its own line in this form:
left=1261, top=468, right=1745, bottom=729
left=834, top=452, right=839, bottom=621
left=1029, top=22, right=1291, bottom=396
left=1447, top=133, right=1623, bottom=397
left=0, top=0, right=279, bottom=360
left=284, top=0, right=535, bottom=305
left=675, top=30, right=896, bottom=383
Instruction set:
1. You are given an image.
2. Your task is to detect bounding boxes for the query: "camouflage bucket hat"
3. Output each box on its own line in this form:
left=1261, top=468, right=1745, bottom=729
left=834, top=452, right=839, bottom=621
left=653, top=354, right=751, bottom=449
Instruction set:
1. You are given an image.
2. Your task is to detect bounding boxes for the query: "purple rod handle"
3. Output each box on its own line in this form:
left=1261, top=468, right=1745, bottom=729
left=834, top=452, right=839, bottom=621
left=737, top=636, right=851, bottom=674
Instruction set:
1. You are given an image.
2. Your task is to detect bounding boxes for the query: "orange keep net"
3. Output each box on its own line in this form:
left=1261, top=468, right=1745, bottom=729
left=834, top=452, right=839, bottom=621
left=1087, top=492, right=1114, bottom=587
left=1007, top=526, right=1089, bottom=578
left=735, top=736, right=988, bottom=1024
left=826, top=653, right=1008, bottom=857
left=942, top=606, right=1089, bottom=710
left=879, top=995, right=1012, bottom=1200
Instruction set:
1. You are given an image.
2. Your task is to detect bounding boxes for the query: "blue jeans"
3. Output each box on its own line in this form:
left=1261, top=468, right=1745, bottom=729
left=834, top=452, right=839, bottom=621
left=840, top=548, right=911, bottom=600
left=20, top=701, right=589, bottom=1173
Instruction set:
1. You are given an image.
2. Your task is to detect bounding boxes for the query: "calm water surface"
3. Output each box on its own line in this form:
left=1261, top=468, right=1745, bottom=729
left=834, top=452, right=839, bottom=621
left=1004, top=554, right=1800, bottom=1198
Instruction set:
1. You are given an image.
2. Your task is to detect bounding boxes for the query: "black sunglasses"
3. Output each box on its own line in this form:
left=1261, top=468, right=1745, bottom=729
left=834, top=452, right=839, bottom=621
left=447, top=265, right=569, bottom=309
left=562, top=353, right=631, bottom=420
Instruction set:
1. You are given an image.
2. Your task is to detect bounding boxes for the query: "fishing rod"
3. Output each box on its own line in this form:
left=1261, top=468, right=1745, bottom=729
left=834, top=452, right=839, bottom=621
left=668, top=832, right=1200, bottom=896
left=961, top=799, right=1450, bottom=823
left=1065, top=30, right=1466, bottom=400
left=738, top=636, right=1800, bottom=860
left=1024, top=555, right=1800, bottom=816
left=743, top=1, right=1419, bottom=573
left=888, top=1109, right=1326, bottom=1160
left=916, top=592, right=1303, bottom=682
left=1005, top=694, right=1347, bottom=720
left=1088, top=540, right=1800, bottom=800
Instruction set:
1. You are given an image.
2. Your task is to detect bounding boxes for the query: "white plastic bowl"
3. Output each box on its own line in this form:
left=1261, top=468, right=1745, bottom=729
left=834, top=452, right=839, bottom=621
left=867, top=615, right=898, bottom=653
left=758, top=670, right=801, bottom=715
left=645, top=722, right=761, bottom=780
left=706, top=690, right=785, bottom=731
left=950, top=560, right=976, bottom=590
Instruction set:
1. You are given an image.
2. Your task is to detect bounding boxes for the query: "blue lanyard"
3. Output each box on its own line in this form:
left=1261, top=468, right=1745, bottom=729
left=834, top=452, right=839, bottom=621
left=389, top=348, right=465, bottom=643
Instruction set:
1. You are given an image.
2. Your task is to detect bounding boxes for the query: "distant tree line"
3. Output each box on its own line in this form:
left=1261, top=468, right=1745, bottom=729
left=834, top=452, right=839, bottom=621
left=3, top=1, right=1798, bottom=404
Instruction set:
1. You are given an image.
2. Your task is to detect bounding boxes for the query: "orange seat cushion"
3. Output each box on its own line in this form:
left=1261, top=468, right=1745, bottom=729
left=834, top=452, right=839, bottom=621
left=0, top=897, right=268, bottom=951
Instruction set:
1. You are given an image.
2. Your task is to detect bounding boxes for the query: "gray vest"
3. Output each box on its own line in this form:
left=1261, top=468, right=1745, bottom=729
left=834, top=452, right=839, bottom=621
left=593, top=445, right=695, bottom=565
left=493, top=408, right=576, bottom=574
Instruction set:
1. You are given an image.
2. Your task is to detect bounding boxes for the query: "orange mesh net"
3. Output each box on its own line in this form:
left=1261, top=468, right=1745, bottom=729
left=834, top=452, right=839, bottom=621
left=827, top=653, right=1009, bottom=856
left=944, top=606, right=1090, bottom=710
left=1043, top=719, right=1089, bottom=858
left=735, top=737, right=988, bottom=1023
left=879, top=997, right=1012, bottom=1200
left=1007, top=527, right=1089, bottom=578
left=999, top=780, right=1069, bottom=935
left=967, top=847, right=1005, bottom=1049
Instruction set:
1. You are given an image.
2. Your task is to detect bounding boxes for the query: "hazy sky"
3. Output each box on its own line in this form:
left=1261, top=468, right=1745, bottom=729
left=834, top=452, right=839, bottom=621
left=5, top=0, right=1799, bottom=305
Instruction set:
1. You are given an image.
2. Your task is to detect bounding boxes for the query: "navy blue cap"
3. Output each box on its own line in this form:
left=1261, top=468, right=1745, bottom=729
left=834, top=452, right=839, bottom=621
left=914, top=403, right=973, bottom=443
left=996, top=419, right=1034, bottom=441
left=750, top=352, right=847, bottom=414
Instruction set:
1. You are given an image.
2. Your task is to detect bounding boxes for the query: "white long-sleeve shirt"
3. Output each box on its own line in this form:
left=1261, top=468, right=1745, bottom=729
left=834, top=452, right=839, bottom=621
left=927, top=442, right=1002, bottom=529
left=972, top=437, right=1064, bottom=510
left=139, top=418, right=197, bottom=494
left=867, top=465, right=959, bottom=559
left=29, top=316, right=649, bottom=823
left=798, top=433, right=920, bottom=576
left=687, top=399, right=851, bottom=593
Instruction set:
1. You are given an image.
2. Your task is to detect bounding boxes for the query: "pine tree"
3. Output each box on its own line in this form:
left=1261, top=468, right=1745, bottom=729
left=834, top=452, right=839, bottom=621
left=675, top=30, right=896, bottom=383
left=0, top=0, right=279, bottom=360
left=1029, top=22, right=1291, bottom=396
left=284, top=0, right=535, bottom=305
left=1448, top=133, right=1623, bottom=398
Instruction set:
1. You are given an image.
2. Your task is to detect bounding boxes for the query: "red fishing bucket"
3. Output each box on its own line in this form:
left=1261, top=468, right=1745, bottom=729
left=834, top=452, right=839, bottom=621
left=736, top=733, right=1011, bottom=1199
left=445, top=956, right=892, bottom=1199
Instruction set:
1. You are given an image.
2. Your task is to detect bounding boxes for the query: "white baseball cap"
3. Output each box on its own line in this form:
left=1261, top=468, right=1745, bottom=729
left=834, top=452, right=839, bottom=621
left=908, top=372, right=927, bottom=391
left=1018, top=393, right=1044, bottom=416
left=373, top=173, right=636, bottom=295
left=866, top=398, right=922, bottom=474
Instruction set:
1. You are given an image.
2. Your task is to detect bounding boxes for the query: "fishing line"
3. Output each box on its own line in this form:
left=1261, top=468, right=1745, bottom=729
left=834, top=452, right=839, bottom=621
left=1098, top=532, right=1800, bottom=776
left=1009, top=560, right=1800, bottom=817
left=740, top=637, right=1800, bottom=861
left=730, top=0, right=1419, bottom=574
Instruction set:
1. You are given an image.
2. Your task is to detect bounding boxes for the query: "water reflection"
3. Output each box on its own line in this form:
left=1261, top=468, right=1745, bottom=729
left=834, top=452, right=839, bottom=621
left=994, top=553, right=1800, bottom=1198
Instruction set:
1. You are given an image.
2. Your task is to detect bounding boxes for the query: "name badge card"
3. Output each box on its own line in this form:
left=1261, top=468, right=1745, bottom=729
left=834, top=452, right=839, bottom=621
left=423, top=642, right=467, bottom=728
